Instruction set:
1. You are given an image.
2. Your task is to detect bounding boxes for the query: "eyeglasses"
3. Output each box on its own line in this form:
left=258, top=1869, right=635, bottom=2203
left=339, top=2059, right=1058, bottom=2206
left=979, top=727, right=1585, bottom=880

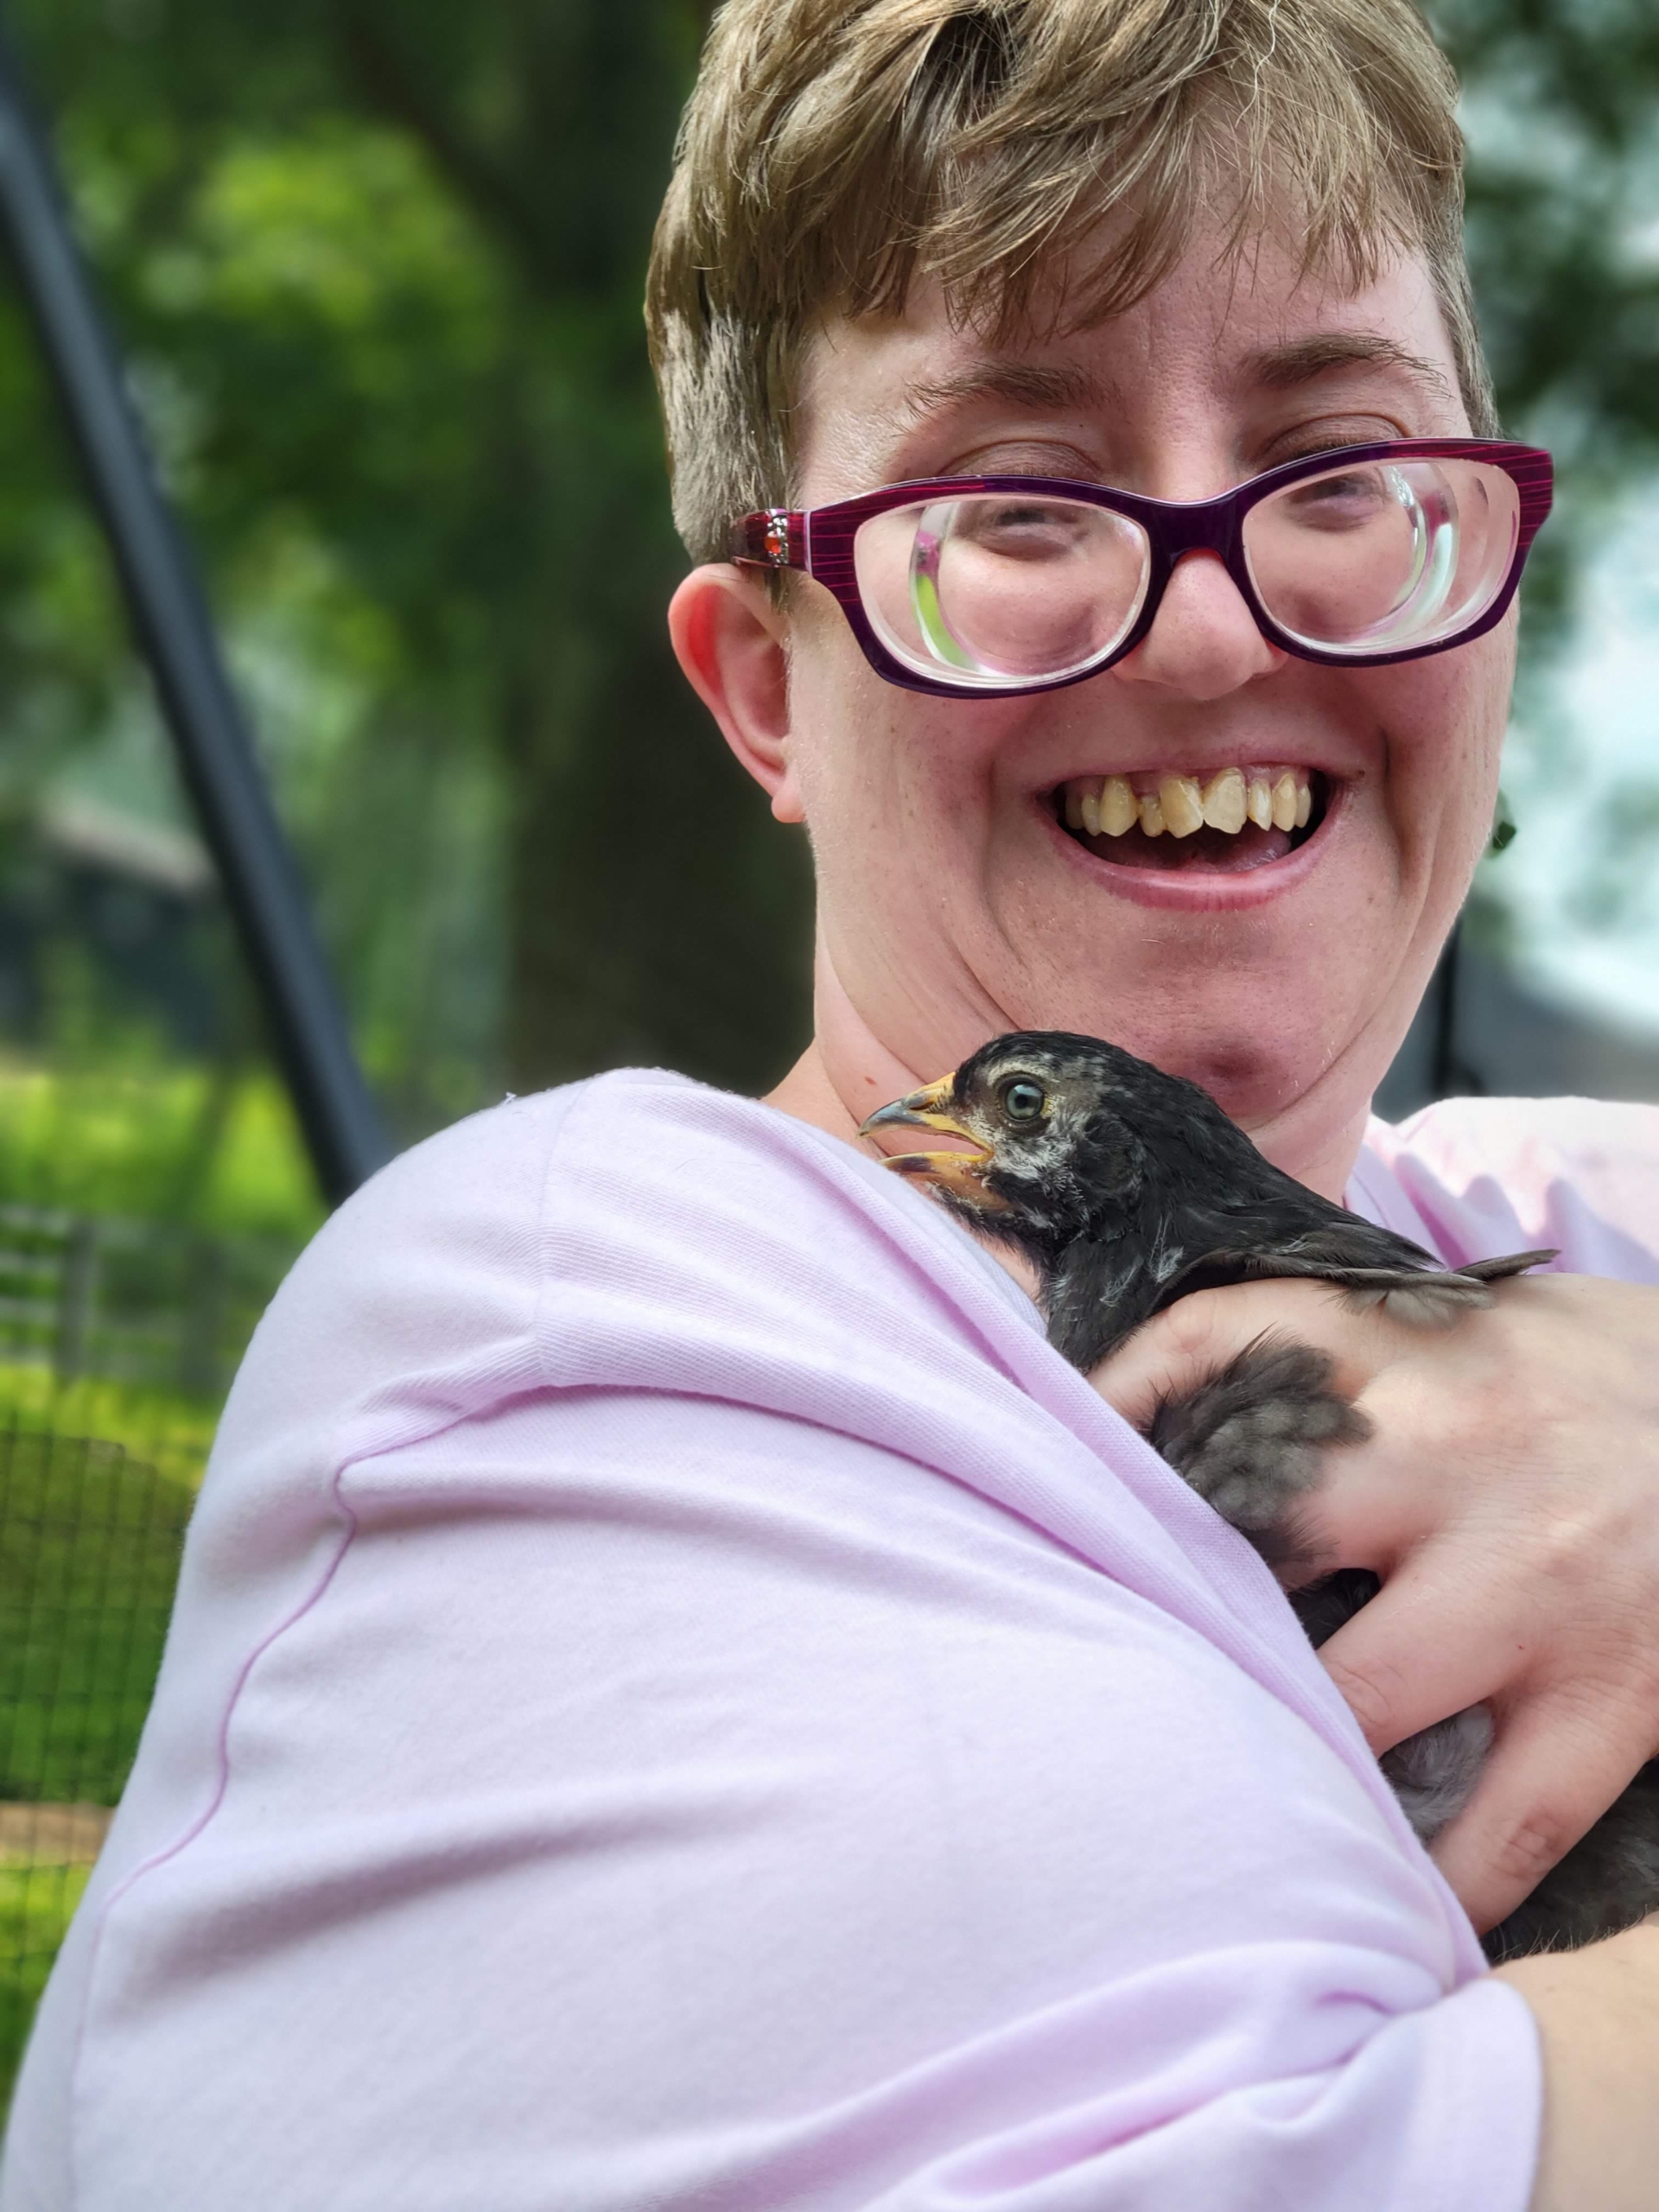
left=732, top=440, right=1553, bottom=700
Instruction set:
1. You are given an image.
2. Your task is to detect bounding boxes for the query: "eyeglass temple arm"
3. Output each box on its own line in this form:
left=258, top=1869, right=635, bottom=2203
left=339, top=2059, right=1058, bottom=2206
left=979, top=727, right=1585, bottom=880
left=730, top=510, right=809, bottom=570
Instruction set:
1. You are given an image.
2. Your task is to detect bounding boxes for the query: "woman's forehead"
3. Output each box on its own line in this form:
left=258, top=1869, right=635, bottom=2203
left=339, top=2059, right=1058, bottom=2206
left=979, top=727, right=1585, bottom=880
left=794, top=238, right=1463, bottom=494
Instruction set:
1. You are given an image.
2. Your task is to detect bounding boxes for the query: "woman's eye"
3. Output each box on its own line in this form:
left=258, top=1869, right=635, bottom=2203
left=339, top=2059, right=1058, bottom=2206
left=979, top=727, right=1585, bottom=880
left=1001, top=1080, right=1046, bottom=1122
left=957, top=504, right=1086, bottom=560
left=1279, top=469, right=1389, bottom=528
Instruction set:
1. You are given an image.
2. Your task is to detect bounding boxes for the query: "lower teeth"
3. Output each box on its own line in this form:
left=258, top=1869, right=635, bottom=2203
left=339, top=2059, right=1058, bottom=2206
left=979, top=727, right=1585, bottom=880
left=1061, top=791, right=1320, bottom=867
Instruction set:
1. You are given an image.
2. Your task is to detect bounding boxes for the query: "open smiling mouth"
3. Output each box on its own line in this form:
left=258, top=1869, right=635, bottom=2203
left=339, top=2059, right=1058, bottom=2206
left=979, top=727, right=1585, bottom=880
left=1052, top=766, right=1329, bottom=874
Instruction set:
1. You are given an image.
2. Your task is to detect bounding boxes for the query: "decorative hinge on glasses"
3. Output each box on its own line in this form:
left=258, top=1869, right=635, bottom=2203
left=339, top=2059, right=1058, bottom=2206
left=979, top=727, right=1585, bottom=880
left=737, top=508, right=798, bottom=568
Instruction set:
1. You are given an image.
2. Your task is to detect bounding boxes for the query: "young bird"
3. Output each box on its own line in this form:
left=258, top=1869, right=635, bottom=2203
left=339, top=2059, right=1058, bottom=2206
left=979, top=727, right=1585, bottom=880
left=861, top=1030, right=1659, bottom=1960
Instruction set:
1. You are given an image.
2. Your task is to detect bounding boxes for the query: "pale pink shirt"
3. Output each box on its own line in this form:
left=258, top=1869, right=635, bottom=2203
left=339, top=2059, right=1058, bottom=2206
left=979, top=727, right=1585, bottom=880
left=9, top=1071, right=1658, bottom=2210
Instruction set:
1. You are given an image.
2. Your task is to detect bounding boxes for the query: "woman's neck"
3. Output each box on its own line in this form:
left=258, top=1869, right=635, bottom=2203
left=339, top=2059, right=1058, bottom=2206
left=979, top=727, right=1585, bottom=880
left=762, top=939, right=1374, bottom=1206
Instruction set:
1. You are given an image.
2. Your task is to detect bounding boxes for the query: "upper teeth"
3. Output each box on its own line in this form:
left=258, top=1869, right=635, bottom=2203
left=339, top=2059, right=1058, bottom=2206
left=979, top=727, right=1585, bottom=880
left=1062, top=768, right=1315, bottom=840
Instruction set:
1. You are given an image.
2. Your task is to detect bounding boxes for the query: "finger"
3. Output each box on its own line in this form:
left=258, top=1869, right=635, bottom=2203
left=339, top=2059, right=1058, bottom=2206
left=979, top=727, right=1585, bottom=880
left=1090, top=1278, right=1391, bottom=1430
left=1314, top=1552, right=1540, bottom=1753
left=1428, top=1696, right=1653, bottom=1935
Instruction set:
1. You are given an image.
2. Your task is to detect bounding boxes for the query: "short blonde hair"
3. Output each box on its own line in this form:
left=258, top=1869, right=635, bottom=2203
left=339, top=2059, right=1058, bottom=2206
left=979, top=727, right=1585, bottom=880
left=645, top=0, right=1497, bottom=563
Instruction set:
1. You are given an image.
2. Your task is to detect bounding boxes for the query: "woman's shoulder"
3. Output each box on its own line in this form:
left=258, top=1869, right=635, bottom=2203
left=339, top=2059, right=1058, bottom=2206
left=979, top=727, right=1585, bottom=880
left=1355, top=1092, right=1659, bottom=1280
left=213, top=1067, right=1038, bottom=1466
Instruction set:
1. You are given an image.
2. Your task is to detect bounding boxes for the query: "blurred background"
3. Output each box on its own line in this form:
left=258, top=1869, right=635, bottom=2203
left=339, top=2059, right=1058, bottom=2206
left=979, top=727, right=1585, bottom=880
left=3, top=0, right=1659, bottom=2101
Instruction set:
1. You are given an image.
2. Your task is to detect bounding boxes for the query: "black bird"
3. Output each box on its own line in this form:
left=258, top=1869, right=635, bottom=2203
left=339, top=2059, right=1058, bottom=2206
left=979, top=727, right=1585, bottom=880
left=861, top=1029, right=1659, bottom=1960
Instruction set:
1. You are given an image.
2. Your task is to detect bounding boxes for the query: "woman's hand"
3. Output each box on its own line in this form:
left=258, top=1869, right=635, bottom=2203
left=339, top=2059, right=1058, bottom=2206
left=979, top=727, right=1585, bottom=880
left=1090, top=1272, right=1659, bottom=1935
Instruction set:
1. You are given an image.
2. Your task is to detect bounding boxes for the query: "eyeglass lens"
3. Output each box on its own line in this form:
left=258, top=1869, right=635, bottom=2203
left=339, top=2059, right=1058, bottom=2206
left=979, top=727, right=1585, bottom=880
left=849, top=458, right=1522, bottom=687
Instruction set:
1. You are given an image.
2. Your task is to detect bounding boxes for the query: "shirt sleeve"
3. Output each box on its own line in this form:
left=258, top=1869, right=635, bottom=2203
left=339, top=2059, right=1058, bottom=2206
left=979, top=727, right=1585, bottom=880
left=1362, top=1094, right=1659, bottom=1280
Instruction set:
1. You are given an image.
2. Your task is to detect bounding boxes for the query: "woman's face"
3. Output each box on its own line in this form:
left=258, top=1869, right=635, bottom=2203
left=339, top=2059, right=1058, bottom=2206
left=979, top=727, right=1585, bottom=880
left=691, top=226, right=1516, bottom=1177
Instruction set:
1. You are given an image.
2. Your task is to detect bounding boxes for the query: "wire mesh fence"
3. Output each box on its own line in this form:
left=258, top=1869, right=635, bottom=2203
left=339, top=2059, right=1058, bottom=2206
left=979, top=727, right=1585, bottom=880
left=0, top=1202, right=294, bottom=1402
left=0, top=1428, right=195, bottom=2098
left=0, top=1211, right=295, bottom=2108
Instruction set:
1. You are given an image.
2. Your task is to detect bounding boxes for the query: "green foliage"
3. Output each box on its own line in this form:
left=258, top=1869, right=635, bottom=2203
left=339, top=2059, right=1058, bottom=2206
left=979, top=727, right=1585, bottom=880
left=0, top=1059, right=320, bottom=1242
left=2, top=0, right=811, bottom=1144
left=1435, top=1, right=1659, bottom=649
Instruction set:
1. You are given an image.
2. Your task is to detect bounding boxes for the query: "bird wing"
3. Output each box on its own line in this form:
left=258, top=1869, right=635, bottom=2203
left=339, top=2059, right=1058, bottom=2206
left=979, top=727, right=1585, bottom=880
left=1150, top=1235, right=1556, bottom=1327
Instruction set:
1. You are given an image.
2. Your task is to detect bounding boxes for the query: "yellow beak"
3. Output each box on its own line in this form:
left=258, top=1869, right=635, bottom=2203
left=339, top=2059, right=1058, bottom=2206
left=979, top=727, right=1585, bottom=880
left=857, top=1076, right=1001, bottom=1204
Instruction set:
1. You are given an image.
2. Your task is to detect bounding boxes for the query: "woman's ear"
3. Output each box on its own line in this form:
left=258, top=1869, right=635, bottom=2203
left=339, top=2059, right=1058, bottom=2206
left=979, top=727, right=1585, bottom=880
left=668, top=566, right=804, bottom=823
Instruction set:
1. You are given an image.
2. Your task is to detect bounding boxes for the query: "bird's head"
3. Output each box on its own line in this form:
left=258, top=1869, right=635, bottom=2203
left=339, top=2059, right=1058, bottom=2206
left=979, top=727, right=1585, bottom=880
left=859, top=1032, right=1157, bottom=1261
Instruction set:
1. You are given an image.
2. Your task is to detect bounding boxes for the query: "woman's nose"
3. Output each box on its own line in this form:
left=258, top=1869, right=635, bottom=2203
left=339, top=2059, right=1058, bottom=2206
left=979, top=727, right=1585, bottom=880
left=1114, top=549, right=1287, bottom=698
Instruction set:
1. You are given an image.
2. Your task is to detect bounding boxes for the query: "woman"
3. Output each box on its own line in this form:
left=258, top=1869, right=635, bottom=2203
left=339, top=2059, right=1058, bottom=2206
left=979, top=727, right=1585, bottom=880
left=8, top=2, right=1659, bottom=2204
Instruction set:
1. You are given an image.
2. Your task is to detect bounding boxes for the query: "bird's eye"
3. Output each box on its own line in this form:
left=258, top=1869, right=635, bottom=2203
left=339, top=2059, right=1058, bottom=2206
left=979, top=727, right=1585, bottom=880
left=1000, top=1078, right=1047, bottom=1123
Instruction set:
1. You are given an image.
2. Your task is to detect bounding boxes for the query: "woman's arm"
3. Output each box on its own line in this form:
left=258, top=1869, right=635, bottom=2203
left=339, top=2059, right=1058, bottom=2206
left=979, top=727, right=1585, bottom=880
left=1091, top=1273, right=1659, bottom=1934
left=1098, top=1273, right=1659, bottom=2205
left=1497, top=1921, right=1659, bottom=2212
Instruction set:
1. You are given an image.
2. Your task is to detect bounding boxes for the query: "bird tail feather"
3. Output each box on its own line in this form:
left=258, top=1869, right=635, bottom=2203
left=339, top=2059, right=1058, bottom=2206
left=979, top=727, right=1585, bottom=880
left=1353, top=1247, right=1556, bottom=1327
left=1452, top=1248, right=1558, bottom=1281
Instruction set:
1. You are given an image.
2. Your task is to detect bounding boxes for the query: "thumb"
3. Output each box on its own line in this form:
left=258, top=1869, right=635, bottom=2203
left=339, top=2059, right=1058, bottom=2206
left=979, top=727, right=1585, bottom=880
left=1089, top=1277, right=1389, bottom=1431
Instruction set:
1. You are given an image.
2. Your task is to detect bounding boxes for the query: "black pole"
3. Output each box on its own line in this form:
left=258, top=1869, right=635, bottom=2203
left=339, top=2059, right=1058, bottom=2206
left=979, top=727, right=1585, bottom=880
left=0, top=16, right=391, bottom=1205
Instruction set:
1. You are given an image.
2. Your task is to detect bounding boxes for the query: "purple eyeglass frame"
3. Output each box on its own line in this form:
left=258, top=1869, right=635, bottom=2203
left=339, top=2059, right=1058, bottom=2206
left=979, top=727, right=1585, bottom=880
left=731, top=438, right=1554, bottom=700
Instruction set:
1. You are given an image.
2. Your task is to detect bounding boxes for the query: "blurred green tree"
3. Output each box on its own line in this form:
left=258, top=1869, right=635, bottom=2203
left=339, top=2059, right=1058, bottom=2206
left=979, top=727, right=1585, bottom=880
left=3, top=0, right=810, bottom=1140
left=1437, top=0, right=1659, bottom=640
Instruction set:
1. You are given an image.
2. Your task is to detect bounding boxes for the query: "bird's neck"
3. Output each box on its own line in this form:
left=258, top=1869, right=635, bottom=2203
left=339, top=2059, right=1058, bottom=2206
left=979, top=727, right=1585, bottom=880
left=1042, top=1234, right=1161, bottom=1372
left=1234, top=1090, right=1370, bottom=1205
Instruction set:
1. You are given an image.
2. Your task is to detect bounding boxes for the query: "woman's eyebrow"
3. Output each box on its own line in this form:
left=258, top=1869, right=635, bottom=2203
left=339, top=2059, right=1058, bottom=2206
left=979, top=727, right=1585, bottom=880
left=895, top=360, right=1112, bottom=427
left=1241, top=332, right=1459, bottom=410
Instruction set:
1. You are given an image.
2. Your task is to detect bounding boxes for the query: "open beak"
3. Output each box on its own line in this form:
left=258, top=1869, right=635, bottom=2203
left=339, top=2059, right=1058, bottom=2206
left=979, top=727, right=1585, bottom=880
left=857, top=1076, right=1001, bottom=1205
